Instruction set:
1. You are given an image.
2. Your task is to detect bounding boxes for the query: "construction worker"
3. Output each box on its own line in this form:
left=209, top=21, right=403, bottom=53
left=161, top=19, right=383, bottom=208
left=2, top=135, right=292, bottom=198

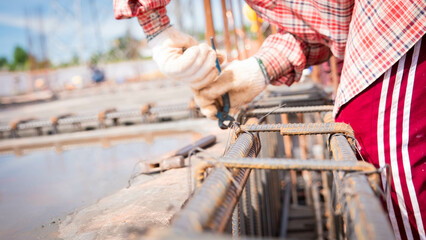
left=113, top=0, right=425, bottom=239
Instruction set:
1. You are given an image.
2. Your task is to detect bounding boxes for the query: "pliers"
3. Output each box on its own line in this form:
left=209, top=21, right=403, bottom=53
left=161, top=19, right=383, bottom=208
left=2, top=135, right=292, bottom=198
left=210, top=37, right=235, bottom=129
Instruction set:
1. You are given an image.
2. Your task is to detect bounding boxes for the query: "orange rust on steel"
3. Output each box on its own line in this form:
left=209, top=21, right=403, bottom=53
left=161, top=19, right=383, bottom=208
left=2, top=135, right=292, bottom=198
left=220, top=0, right=232, bottom=61
left=329, top=56, right=340, bottom=96
left=246, top=105, right=334, bottom=116
left=203, top=0, right=215, bottom=42
left=238, top=122, right=355, bottom=138
left=98, top=108, right=116, bottom=121
left=172, top=118, right=260, bottom=233
left=202, top=118, right=260, bottom=232
left=280, top=113, right=298, bottom=205
left=196, top=158, right=377, bottom=176
left=234, top=0, right=248, bottom=58
left=196, top=118, right=259, bottom=187
left=297, top=113, right=313, bottom=207
left=226, top=0, right=241, bottom=59
left=329, top=134, right=394, bottom=239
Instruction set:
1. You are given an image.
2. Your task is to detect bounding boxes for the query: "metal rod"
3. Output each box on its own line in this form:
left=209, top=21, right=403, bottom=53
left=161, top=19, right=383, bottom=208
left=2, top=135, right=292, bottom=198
left=247, top=105, right=334, bottom=116
left=312, top=173, right=324, bottom=240
left=220, top=0, right=232, bottom=61
left=203, top=0, right=215, bottom=41
left=197, top=158, right=377, bottom=173
left=280, top=113, right=299, bottom=206
left=329, top=134, right=394, bottom=240
left=298, top=113, right=313, bottom=207
left=231, top=202, right=240, bottom=237
left=250, top=170, right=262, bottom=236
left=172, top=120, right=260, bottom=233
left=238, top=122, right=355, bottom=138
left=279, top=175, right=291, bottom=238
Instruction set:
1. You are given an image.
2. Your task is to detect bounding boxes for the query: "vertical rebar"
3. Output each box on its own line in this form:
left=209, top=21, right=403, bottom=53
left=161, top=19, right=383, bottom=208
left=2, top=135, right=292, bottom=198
left=298, top=113, right=313, bottom=206
left=312, top=173, right=324, bottom=240
left=280, top=113, right=298, bottom=206
left=250, top=170, right=262, bottom=236
left=232, top=202, right=240, bottom=238
left=242, top=178, right=254, bottom=236
left=279, top=175, right=291, bottom=238
left=316, top=111, right=336, bottom=240
left=203, top=0, right=215, bottom=40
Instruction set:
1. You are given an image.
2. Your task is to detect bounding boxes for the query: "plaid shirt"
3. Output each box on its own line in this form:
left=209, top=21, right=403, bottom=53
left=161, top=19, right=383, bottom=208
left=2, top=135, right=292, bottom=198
left=113, top=0, right=426, bottom=115
left=113, top=0, right=171, bottom=39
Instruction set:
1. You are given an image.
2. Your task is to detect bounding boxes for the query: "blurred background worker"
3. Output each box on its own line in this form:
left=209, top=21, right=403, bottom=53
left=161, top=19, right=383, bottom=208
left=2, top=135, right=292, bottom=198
left=113, top=0, right=425, bottom=239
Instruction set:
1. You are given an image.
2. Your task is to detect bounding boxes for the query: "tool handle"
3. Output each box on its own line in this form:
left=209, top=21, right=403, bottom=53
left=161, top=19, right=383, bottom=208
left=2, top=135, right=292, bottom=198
left=210, top=37, right=234, bottom=129
left=210, top=37, right=222, bottom=73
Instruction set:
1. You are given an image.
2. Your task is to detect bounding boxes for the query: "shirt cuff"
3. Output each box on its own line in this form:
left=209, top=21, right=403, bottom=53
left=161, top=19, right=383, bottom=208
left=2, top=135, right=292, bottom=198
left=137, top=7, right=170, bottom=38
left=254, top=33, right=308, bottom=86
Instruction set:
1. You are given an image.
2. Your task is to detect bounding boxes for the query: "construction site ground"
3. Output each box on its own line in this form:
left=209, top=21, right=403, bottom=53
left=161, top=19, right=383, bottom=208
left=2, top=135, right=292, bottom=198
left=0, top=80, right=230, bottom=240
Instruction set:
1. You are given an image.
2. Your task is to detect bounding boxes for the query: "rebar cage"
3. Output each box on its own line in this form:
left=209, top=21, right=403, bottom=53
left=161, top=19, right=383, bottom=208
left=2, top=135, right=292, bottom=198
left=168, top=84, right=395, bottom=240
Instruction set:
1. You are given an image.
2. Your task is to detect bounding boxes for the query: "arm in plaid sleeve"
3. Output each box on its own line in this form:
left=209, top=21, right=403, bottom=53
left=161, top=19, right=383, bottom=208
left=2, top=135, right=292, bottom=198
left=254, top=30, right=332, bottom=86
left=113, top=0, right=171, bottom=39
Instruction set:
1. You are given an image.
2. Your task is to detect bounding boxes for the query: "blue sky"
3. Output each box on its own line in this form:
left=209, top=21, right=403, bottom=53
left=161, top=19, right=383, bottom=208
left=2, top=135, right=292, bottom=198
left=0, top=0, right=246, bottom=65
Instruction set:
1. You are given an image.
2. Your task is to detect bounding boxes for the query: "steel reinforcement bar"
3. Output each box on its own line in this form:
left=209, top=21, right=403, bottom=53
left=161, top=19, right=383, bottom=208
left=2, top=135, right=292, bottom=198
left=238, top=122, right=355, bottom=138
left=245, top=105, right=334, bottom=116
left=177, top=120, right=393, bottom=239
left=197, top=158, right=376, bottom=175
left=172, top=121, right=260, bottom=233
left=329, top=134, right=395, bottom=240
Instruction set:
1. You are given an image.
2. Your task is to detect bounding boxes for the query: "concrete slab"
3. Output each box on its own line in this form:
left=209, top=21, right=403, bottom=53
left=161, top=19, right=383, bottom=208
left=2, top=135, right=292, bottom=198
left=52, top=123, right=230, bottom=240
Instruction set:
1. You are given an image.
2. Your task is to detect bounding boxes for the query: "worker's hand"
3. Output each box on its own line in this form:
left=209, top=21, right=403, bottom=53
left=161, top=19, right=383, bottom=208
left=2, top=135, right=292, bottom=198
left=148, top=27, right=224, bottom=89
left=194, top=57, right=267, bottom=119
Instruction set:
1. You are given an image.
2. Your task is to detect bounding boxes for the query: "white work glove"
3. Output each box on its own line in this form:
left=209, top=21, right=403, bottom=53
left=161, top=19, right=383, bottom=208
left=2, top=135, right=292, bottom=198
left=194, top=57, right=267, bottom=119
left=148, top=26, right=224, bottom=90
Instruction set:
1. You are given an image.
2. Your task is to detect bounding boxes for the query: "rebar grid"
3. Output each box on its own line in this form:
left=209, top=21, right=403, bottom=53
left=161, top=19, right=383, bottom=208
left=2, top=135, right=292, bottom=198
left=161, top=85, right=393, bottom=239
left=172, top=119, right=260, bottom=233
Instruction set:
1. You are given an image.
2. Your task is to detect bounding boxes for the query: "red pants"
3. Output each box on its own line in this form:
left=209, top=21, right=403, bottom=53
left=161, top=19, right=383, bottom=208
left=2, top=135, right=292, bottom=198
left=336, top=37, right=426, bottom=240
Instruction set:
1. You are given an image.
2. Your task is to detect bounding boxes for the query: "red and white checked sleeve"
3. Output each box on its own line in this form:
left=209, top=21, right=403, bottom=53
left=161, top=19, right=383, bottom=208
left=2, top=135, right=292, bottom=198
left=254, top=29, right=331, bottom=86
left=113, top=0, right=171, bottom=38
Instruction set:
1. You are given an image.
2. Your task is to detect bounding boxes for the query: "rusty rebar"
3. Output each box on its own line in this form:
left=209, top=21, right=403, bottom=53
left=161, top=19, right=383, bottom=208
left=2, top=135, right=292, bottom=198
left=246, top=105, right=334, bottom=116
left=329, top=134, right=394, bottom=240
left=172, top=122, right=260, bottom=233
left=196, top=158, right=377, bottom=173
left=238, top=122, right=355, bottom=138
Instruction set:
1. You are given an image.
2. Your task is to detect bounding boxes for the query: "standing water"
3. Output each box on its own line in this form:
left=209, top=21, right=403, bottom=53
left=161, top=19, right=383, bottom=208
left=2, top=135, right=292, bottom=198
left=0, top=133, right=195, bottom=239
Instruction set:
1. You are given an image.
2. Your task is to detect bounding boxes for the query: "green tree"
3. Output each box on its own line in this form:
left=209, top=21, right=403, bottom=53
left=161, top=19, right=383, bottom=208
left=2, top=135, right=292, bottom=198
left=71, top=54, right=80, bottom=65
left=0, top=57, right=8, bottom=70
left=9, top=46, right=29, bottom=71
left=13, top=46, right=28, bottom=65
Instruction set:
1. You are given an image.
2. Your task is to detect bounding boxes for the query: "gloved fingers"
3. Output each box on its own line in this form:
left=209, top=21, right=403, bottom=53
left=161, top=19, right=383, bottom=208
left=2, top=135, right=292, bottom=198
left=165, top=27, right=198, bottom=48
left=187, top=46, right=229, bottom=89
left=161, top=45, right=202, bottom=76
left=190, top=66, right=219, bottom=90
left=216, top=50, right=226, bottom=65
left=193, top=92, right=218, bottom=119
left=229, top=107, right=240, bottom=116
left=197, top=70, right=235, bottom=101
left=193, top=91, right=214, bottom=109
left=176, top=45, right=226, bottom=82
left=173, top=43, right=214, bottom=79
left=200, top=105, right=218, bottom=119
left=183, top=35, right=198, bottom=48
left=178, top=44, right=218, bottom=80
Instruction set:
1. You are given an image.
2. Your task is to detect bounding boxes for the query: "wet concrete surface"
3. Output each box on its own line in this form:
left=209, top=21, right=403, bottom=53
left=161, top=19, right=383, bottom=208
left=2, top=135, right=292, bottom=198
left=0, top=76, right=228, bottom=239
left=0, top=133, right=197, bottom=240
left=56, top=125, right=228, bottom=240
